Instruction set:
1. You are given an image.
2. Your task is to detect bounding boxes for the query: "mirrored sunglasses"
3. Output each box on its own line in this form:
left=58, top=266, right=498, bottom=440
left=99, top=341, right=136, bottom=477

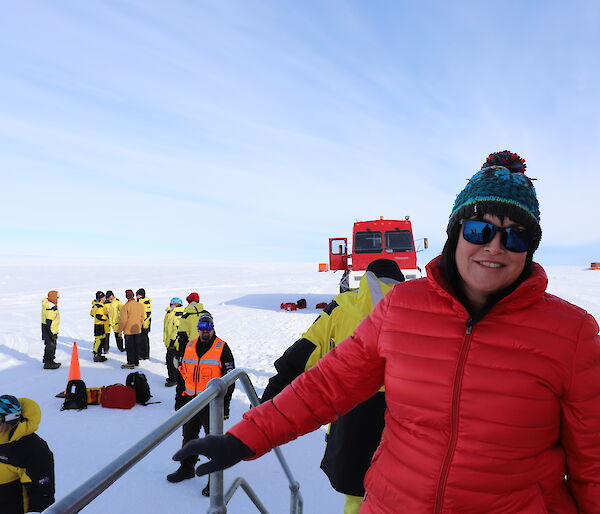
left=197, top=321, right=214, bottom=331
left=460, top=219, right=531, bottom=253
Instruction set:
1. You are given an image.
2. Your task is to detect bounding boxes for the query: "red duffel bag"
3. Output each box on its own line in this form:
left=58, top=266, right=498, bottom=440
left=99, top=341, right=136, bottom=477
left=101, top=384, right=136, bottom=409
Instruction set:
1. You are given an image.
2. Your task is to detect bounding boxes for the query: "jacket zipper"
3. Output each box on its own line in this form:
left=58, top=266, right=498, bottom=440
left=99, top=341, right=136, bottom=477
left=434, top=319, right=474, bottom=514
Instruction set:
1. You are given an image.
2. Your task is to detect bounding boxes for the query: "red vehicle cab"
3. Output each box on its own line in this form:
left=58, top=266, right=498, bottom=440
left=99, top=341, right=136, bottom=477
left=326, top=217, right=427, bottom=290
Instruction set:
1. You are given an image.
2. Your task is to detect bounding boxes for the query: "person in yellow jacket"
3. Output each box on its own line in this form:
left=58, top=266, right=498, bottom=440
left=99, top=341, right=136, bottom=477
left=104, top=291, right=123, bottom=353
left=163, top=297, right=185, bottom=387
left=167, top=313, right=235, bottom=497
left=136, top=288, right=152, bottom=360
left=176, top=292, right=209, bottom=348
left=41, top=291, right=61, bottom=370
left=261, top=259, right=404, bottom=514
left=90, top=291, right=110, bottom=362
left=0, top=396, right=55, bottom=513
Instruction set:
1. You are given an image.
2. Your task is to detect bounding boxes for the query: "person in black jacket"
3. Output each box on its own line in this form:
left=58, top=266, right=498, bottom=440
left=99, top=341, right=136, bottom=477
left=0, top=396, right=55, bottom=514
left=167, top=313, right=235, bottom=497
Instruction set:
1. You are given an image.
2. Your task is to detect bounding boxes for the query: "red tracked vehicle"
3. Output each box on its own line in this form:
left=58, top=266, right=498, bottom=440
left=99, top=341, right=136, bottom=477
left=323, top=217, right=428, bottom=291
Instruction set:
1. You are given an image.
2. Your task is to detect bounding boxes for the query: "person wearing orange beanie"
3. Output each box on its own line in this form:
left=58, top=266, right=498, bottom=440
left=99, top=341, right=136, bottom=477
left=41, top=291, right=60, bottom=370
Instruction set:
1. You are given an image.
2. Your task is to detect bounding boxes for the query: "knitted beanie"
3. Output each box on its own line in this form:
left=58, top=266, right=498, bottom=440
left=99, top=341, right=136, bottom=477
left=136, top=288, right=146, bottom=298
left=186, top=292, right=200, bottom=303
left=47, top=290, right=59, bottom=304
left=95, top=291, right=105, bottom=301
left=447, top=151, right=541, bottom=251
left=366, top=259, right=405, bottom=282
left=198, top=312, right=214, bottom=325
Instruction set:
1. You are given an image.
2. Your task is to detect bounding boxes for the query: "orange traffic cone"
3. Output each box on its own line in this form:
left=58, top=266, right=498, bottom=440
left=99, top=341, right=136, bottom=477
left=67, top=342, right=81, bottom=382
left=55, top=342, right=82, bottom=398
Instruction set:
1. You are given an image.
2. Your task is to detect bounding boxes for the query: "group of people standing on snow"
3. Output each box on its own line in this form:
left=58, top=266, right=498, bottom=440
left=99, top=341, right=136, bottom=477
left=41, top=288, right=151, bottom=369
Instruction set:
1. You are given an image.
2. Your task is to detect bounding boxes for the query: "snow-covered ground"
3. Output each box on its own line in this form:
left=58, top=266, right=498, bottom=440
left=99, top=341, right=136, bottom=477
left=1, top=261, right=599, bottom=513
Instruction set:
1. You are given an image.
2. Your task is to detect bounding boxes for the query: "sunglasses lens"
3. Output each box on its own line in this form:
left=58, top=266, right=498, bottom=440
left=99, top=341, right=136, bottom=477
left=462, top=220, right=530, bottom=253
left=504, top=228, right=530, bottom=253
left=462, top=220, right=495, bottom=245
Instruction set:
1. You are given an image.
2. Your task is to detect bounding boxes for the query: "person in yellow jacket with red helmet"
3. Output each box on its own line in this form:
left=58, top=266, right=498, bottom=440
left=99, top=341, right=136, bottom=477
left=166, top=313, right=234, bottom=496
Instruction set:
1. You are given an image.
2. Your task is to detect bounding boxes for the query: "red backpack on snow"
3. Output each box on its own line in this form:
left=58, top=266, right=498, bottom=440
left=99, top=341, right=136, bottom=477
left=101, top=384, right=136, bottom=409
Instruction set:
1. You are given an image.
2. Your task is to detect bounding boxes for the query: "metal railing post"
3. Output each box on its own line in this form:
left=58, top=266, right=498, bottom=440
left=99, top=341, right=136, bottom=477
left=207, top=377, right=227, bottom=514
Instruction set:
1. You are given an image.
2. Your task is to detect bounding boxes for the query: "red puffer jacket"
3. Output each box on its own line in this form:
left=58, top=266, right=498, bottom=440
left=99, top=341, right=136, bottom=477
left=230, top=258, right=600, bottom=513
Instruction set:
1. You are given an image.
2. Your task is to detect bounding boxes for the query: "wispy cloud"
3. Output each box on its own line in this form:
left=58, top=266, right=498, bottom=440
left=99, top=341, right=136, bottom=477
left=1, top=0, right=599, bottom=263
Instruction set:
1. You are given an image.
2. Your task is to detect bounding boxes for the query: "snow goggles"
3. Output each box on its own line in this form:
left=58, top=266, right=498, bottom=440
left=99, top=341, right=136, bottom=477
left=0, top=412, right=20, bottom=425
left=197, top=321, right=214, bottom=331
left=460, top=219, right=531, bottom=253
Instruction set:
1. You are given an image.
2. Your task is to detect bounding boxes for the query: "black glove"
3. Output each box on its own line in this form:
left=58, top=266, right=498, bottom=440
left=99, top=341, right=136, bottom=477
left=172, top=434, right=254, bottom=476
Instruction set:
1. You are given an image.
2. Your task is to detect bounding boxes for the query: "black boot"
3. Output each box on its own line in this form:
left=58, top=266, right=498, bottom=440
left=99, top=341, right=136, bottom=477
left=202, top=481, right=210, bottom=497
left=43, top=361, right=61, bottom=370
left=166, top=465, right=195, bottom=483
left=93, top=353, right=107, bottom=362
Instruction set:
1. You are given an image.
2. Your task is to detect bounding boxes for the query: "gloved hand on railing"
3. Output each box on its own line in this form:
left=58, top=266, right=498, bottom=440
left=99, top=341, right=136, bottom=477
left=172, top=434, right=254, bottom=476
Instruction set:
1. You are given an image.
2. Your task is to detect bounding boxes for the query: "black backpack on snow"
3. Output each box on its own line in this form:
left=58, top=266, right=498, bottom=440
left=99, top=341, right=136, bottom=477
left=126, top=372, right=158, bottom=406
left=61, top=379, right=88, bottom=411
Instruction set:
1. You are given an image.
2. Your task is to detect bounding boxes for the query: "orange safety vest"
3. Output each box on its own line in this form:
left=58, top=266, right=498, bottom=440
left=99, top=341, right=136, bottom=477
left=179, top=337, right=226, bottom=396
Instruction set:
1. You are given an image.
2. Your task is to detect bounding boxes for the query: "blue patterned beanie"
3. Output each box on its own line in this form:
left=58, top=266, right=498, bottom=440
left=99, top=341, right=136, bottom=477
left=448, top=151, right=541, bottom=251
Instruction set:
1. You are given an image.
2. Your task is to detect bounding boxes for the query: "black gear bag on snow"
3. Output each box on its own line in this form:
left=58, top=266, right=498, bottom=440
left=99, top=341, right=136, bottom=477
left=125, top=372, right=160, bottom=406
left=61, top=379, right=88, bottom=411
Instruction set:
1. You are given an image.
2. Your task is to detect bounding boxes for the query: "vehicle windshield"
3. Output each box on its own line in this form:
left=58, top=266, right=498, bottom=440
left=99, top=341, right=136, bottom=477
left=354, top=231, right=382, bottom=253
left=385, top=230, right=414, bottom=252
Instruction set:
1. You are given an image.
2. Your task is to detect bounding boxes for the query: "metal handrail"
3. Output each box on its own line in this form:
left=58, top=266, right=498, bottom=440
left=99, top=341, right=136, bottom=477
left=43, top=369, right=303, bottom=513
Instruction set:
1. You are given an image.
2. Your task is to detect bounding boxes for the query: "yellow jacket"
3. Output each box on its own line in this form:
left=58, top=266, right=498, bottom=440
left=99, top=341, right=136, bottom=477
left=177, top=301, right=206, bottom=345
left=261, top=271, right=399, bottom=402
left=90, top=301, right=110, bottom=332
left=304, top=272, right=398, bottom=370
left=104, top=298, right=123, bottom=330
left=163, top=306, right=185, bottom=349
left=41, top=298, right=60, bottom=337
left=138, top=297, right=152, bottom=330
left=0, top=398, right=55, bottom=512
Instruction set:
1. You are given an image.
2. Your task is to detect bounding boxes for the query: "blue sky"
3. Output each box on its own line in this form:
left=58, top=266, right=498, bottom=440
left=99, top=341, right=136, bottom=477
left=1, top=1, right=599, bottom=266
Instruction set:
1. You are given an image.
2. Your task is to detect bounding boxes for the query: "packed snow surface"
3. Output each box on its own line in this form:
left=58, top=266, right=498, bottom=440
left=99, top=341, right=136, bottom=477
left=1, top=261, right=599, bottom=513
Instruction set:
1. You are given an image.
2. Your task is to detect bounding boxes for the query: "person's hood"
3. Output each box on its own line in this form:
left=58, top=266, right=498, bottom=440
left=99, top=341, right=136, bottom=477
left=184, top=301, right=205, bottom=313
left=42, top=298, right=56, bottom=310
left=336, top=271, right=399, bottom=313
left=0, top=398, right=41, bottom=444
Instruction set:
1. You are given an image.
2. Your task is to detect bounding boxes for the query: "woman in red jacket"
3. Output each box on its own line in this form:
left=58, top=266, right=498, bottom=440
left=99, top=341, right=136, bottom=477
left=174, top=151, right=600, bottom=513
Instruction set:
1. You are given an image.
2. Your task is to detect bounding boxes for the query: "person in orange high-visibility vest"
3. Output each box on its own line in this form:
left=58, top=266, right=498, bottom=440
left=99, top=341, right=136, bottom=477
left=167, top=313, right=235, bottom=496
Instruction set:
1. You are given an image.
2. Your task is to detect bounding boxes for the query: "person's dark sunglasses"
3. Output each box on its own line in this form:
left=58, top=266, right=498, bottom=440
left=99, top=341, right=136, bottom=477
left=460, top=219, right=531, bottom=253
left=197, top=321, right=214, bottom=331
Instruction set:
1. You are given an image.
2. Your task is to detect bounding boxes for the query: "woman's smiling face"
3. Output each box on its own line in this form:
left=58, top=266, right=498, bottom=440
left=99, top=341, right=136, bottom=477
left=455, top=213, right=528, bottom=310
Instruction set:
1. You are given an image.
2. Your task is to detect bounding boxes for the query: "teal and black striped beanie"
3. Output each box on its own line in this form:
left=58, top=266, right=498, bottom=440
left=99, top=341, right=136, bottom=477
left=447, top=151, right=541, bottom=251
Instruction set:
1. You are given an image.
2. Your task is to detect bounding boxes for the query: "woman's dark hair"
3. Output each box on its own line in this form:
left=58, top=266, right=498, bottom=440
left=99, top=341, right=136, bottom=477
left=440, top=216, right=535, bottom=322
